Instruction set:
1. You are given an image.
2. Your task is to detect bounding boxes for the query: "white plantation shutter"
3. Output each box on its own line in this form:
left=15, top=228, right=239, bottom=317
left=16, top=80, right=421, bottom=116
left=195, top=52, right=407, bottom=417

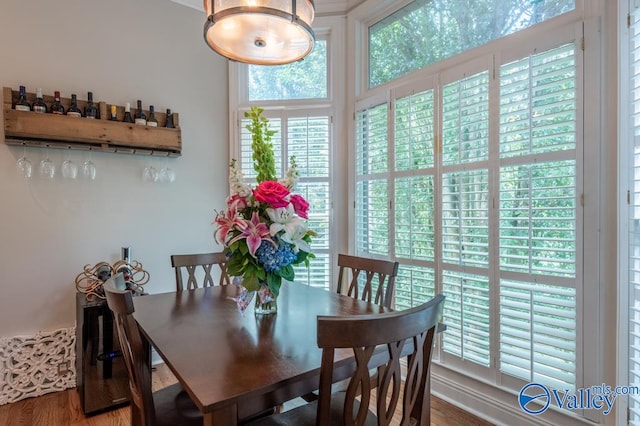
left=498, top=42, right=577, bottom=391
left=442, top=270, right=491, bottom=366
left=441, top=169, right=490, bottom=268
left=287, top=117, right=331, bottom=289
left=442, top=72, right=489, bottom=166
left=500, top=280, right=576, bottom=391
left=439, top=69, right=491, bottom=365
left=394, top=90, right=435, bottom=171
left=239, top=112, right=332, bottom=290
left=394, top=176, right=435, bottom=261
left=395, top=264, right=436, bottom=309
left=392, top=89, right=437, bottom=310
left=355, top=105, right=389, bottom=257
left=353, top=33, right=581, bottom=401
left=628, top=6, right=640, bottom=423
left=499, top=45, right=576, bottom=158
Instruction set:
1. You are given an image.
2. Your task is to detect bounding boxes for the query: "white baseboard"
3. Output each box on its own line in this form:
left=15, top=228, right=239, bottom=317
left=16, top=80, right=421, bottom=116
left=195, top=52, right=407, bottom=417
left=431, top=364, right=604, bottom=426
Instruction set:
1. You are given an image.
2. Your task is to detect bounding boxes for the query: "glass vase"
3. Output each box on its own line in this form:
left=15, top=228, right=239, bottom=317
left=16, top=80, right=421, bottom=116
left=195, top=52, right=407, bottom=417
left=254, top=285, right=277, bottom=315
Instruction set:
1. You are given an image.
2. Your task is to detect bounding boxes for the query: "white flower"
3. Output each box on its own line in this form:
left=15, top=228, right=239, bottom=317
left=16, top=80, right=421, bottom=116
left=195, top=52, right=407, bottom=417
left=279, top=157, right=300, bottom=190
left=229, top=160, right=252, bottom=197
left=267, top=205, right=310, bottom=253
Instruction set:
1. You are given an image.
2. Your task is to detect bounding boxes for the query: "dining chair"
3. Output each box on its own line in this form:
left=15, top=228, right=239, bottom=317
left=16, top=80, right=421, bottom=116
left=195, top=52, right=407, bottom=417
left=171, top=251, right=231, bottom=291
left=298, top=254, right=400, bottom=404
left=336, top=254, right=399, bottom=309
left=245, top=294, right=446, bottom=426
left=103, top=273, right=202, bottom=426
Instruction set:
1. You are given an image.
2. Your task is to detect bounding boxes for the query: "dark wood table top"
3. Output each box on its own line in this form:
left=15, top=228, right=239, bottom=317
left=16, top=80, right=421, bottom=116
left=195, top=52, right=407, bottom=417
left=133, top=281, right=388, bottom=425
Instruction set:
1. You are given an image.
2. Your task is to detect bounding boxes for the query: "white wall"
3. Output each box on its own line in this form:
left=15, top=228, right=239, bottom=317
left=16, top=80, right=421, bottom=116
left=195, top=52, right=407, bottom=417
left=0, top=0, right=229, bottom=337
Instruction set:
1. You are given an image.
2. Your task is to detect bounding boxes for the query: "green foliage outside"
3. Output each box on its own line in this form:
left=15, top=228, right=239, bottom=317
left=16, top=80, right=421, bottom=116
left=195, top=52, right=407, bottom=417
left=369, top=0, right=575, bottom=87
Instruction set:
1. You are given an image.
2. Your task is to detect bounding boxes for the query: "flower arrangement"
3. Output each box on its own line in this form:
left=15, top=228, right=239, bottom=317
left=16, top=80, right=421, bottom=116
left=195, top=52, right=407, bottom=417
left=214, top=107, right=315, bottom=311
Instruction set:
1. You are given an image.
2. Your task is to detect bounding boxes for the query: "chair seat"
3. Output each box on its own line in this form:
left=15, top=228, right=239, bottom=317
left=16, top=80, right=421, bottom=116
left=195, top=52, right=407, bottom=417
left=153, top=382, right=202, bottom=426
left=244, top=392, right=377, bottom=426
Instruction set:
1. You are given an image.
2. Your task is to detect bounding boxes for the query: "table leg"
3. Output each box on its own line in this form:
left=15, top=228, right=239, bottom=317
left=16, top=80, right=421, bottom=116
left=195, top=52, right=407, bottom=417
left=203, top=404, right=238, bottom=426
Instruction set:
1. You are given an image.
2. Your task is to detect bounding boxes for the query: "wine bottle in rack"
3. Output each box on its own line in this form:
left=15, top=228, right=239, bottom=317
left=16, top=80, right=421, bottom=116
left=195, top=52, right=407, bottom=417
left=66, top=94, right=82, bottom=117
left=15, top=86, right=31, bottom=111
left=123, top=102, right=134, bottom=123
left=147, top=105, right=158, bottom=127
left=33, top=88, right=48, bottom=113
left=84, top=92, right=98, bottom=119
left=50, top=91, right=65, bottom=115
left=134, top=100, right=147, bottom=125
left=109, top=105, right=118, bottom=121
left=165, top=108, right=174, bottom=128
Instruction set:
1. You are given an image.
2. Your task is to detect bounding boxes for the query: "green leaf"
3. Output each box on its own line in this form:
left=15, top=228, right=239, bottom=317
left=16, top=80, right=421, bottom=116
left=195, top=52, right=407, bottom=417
left=242, top=275, right=260, bottom=292
left=267, top=274, right=282, bottom=298
left=278, top=264, right=295, bottom=281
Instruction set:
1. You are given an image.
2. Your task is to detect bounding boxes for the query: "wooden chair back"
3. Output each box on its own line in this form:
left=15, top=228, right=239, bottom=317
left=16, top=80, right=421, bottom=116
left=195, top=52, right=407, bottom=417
left=336, top=254, right=399, bottom=309
left=103, top=273, right=155, bottom=426
left=171, top=252, right=230, bottom=291
left=316, top=294, right=445, bottom=426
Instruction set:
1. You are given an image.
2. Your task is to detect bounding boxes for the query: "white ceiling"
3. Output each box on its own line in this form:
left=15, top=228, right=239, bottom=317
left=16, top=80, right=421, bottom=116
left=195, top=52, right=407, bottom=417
left=171, top=0, right=357, bottom=17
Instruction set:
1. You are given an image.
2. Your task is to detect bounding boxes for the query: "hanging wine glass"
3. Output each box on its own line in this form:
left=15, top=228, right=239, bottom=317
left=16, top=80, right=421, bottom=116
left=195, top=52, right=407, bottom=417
left=62, top=149, right=78, bottom=179
left=82, top=151, right=96, bottom=180
left=16, top=146, right=32, bottom=178
left=39, top=150, right=55, bottom=179
left=142, top=156, right=158, bottom=182
left=159, top=156, right=175, bottom=183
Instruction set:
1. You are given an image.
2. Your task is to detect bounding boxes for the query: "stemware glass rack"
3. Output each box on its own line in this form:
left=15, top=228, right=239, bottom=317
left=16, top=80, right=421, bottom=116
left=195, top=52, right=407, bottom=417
left=2, top=87, right=181, bottom=157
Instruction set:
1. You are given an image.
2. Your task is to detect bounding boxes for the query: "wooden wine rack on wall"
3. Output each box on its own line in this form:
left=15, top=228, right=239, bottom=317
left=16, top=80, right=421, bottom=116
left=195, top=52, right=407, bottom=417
left=2, top=87, right=181, bottom=157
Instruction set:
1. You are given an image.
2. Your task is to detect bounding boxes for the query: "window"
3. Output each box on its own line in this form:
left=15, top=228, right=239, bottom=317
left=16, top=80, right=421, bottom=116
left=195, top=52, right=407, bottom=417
left=368, top=0, right=575, bottom=87
left=624, top=5, right=640, bottom=423
left=248, top=40, right=328, bottom=101
left=355, top=35, right=581, bottom=402
left=238, top=111, right=332, bottom=290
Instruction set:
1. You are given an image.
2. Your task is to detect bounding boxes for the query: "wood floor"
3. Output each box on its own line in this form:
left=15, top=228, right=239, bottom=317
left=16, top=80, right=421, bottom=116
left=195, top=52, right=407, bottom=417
left=0, top=364, right=493, bottom=426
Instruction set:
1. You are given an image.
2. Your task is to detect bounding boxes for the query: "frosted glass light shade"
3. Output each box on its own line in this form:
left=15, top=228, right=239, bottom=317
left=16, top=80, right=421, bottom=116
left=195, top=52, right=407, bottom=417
left=203, top=0, right=315, bottom=65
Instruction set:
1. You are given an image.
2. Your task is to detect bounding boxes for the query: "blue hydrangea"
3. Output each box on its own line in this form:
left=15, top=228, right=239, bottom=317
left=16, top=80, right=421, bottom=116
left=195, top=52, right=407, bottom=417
left=256, top=239, right=297, bottom=273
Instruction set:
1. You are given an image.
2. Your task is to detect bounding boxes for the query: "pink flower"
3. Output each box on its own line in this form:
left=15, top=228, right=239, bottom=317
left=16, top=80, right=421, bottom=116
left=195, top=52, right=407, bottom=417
left=289, top=194, right=309, bottom=219
left=213, top=208, right=246, bottom=245
left=228, top=212, right=273, bottom=257
left=253, top=181, right=290, bottom=208
left=227, top=193, right=248, bottom=211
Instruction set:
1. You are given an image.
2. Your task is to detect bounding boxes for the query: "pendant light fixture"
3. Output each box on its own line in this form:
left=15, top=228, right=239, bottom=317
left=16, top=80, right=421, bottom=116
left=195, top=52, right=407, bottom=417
left=203, top=0, right=315, bottom=65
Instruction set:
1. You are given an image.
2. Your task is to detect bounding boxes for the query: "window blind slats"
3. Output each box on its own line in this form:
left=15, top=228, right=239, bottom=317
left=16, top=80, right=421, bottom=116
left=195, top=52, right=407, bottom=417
left=394, top=90, right=434, bottom=171
left=442, top=72, right=489, bottom=166
left=395, top=176, right=435, bottom=262
left=442, top=271, right=491, bottom=367
left=629, top=9, right=640, bottom=423
left=500, top=43, right=576, bottom=158
left=499, top=279, right=576, bottom=391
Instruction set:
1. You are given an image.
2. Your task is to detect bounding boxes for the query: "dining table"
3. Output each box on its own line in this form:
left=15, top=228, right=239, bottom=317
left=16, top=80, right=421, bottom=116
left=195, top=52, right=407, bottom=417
left=132, top=281, right=391, bottom=426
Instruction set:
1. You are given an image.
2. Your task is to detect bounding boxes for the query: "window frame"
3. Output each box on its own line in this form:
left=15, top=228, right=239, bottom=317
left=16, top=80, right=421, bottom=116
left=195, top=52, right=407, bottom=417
left=348, top=2, right=603, bottom=423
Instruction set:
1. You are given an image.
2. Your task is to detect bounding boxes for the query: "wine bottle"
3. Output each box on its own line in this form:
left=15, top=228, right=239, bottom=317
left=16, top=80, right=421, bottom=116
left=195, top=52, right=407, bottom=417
left=134, top=100, right=147, bottom=125
left=15, top=86, right=31, bottom=111
left=123, top=102, right=134, bottom=123
left=116, top=247, right=133, bottom=282
left=109, top=105, right=118, bottom=121
left=66, top=94, right=82, bottom=117
left=84, top=92, right=98, bottom=119
left=165, top=108, right=175, bottom=128
left=33, top=88, right=48, bottom=113
left=50, top=91, right=65, bottom=115
left=147, top=105, right=158, bottom=127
